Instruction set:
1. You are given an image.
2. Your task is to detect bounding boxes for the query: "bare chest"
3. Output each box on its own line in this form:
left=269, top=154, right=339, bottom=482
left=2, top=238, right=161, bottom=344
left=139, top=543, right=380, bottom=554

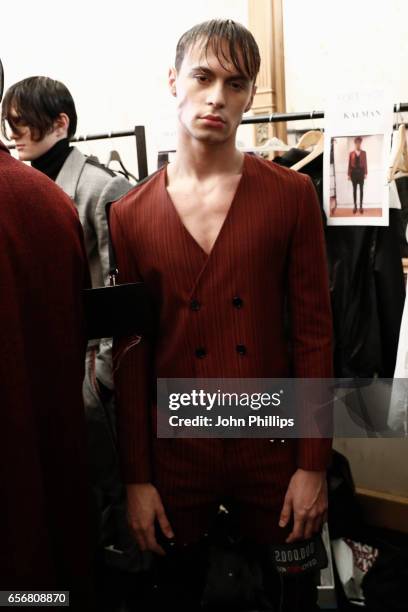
left=166, top=175, right=242, bottom=255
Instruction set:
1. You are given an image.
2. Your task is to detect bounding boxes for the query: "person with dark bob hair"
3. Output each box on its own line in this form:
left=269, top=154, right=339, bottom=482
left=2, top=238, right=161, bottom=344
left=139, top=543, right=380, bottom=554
left=1, top=76, right=77, bottom=142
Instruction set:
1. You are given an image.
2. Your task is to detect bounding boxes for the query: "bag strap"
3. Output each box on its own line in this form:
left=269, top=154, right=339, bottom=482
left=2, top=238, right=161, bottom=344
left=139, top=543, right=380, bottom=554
left=105, top=202, right=118, bottom=287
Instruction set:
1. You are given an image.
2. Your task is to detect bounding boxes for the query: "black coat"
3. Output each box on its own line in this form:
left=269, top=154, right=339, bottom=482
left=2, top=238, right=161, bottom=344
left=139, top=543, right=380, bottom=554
left=274, top=149, right=405, bottom=377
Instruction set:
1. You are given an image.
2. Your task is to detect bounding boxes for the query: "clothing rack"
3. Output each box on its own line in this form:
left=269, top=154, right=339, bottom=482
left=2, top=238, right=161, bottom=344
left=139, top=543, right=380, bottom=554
left=240, top=102, right=408, bottom=125
left=71, top=125, right=148, bottom=180
left=7, top=103, right=408, bottom=180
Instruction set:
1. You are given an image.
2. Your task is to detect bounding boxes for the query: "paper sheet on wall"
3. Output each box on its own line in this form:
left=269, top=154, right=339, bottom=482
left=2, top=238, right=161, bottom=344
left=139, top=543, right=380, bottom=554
left=323, top=90, right=393, bottom=226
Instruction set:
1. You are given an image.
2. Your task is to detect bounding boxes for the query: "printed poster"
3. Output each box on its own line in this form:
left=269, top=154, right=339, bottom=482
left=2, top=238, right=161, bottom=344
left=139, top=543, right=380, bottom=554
left=323, top=90, right=393, bottom=226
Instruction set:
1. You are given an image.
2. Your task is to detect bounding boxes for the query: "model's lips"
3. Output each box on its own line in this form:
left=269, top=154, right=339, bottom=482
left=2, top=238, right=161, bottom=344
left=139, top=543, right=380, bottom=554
left=200, top=115, right=226, bottom=126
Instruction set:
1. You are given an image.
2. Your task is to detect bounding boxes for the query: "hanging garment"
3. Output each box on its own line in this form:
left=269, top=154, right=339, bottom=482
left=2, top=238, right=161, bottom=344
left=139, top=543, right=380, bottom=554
left=274, top=149, right=405, bottom=377
left=388, top=177, right=408, bottom=258
left=389, top=290, right=408, bottom=432
left=394, top=173, right=408, bottom=256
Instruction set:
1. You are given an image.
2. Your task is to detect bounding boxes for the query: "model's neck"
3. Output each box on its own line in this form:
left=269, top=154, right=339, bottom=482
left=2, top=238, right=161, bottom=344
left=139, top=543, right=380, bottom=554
left=172, top=133, right=243, bottom=179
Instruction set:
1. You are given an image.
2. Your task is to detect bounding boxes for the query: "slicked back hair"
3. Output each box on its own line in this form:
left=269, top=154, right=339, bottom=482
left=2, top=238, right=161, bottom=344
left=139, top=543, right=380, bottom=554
left=175, top=19, right=260, bottom=83
left=1, top=76, right=77, bottom=141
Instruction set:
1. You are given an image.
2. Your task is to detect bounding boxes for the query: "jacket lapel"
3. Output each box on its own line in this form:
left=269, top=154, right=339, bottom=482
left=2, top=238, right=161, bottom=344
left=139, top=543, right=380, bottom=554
left=56, top=146, right=87, bottom=200
left=161, top=155, right=248, bottom=299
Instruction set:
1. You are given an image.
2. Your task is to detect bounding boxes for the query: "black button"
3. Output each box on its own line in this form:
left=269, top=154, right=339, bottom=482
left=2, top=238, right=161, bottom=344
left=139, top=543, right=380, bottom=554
left=195, top=347, right=207, bottom=358
left=190, top=299, right=201, bottom=311
left=232, top=296, right=243, bottom=309
left=236, top=344, right=246, bottom=356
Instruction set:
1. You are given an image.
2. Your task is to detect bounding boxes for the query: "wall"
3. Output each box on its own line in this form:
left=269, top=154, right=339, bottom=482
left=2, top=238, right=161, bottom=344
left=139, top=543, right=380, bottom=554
left=334, top=439, right=408, bottom=496
left=283, top=0, right=408, bottom=129
left=0, top=0, right=248, bottom=173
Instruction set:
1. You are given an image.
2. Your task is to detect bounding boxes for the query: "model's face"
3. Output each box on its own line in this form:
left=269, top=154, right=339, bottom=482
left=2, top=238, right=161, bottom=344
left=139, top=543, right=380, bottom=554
left=7, top=109, right=61, bottom=161
left=169, top=39, right=256, bottom=145
left=355, top=141, right=361, bottom=150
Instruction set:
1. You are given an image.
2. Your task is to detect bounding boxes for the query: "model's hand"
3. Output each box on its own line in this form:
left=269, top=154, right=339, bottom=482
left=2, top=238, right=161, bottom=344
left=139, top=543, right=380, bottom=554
left=347, top=176, right=351, bottom=180
left=279, top=469, right=327, bottom=543
left=126, top=483, right=174, bottom=555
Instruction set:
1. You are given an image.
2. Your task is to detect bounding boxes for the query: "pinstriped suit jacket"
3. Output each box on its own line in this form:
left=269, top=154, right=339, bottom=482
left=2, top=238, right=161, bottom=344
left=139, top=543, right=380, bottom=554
left=111, top=153, right=333, bottom=485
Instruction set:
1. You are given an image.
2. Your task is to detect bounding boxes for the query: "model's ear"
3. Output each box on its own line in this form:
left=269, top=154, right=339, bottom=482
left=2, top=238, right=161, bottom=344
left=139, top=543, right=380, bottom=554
left=54, top=113, right=70, bottom=138
left=169, top=67, right=177, bottom=97
left=244, top=83, right=257, bottom=113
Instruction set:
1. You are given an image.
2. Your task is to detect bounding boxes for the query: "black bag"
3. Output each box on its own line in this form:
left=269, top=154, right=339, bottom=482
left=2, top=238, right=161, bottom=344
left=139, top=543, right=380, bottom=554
left=83, top=281, right=151, bottom=340
left=362, top=545, right=408, bottom=612
left=83, top=202, right=153, bottom=340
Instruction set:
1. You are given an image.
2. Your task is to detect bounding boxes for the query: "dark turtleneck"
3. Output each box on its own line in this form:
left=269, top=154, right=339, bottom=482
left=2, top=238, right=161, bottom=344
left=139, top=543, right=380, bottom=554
left=31, top=138, right=73, bottom=181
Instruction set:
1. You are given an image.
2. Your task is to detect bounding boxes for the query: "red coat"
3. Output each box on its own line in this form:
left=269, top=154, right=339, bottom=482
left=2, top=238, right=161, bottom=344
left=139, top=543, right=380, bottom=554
left=111, top=153, right=333, bottom=543
left=0, top=142, right=93, bottom=607
left=348, top=149, right=367, bottom=176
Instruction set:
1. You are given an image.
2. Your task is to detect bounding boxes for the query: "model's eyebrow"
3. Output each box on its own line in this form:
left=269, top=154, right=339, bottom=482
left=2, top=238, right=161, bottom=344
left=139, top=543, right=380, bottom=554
left=189, top=66, right=249, bottom=83
left=189, top=66, right=214, bottom=76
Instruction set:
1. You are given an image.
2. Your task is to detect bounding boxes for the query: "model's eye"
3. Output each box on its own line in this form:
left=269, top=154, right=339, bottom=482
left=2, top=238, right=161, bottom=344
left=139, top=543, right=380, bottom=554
left=194, top=74, right=209, bottom=83
left=230, top=81, right=244, bottom=90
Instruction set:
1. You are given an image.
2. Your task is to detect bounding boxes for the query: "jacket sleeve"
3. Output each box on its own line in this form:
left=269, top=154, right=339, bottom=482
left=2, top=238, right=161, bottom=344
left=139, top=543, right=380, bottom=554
left=363, top=151, right=368, bottom=175
left=348, top=151, right=352, bottom=177
left=288, top=175, right=333, bottom=471
left=110, top=204, right=153, bottom=483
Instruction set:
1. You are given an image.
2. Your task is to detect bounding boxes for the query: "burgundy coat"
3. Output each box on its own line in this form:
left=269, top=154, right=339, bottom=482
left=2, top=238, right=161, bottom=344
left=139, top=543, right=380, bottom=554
left=348, top=150, right=368, bottom=176
left=0, top=142, right=93, bottom=607
left=111, top=154, right=333, bottom=542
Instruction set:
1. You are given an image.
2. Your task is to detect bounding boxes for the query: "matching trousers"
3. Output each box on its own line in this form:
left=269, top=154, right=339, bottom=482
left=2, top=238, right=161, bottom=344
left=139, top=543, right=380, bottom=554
left=147, top=438, right=320, bottom=611
left=351, top=168, right=365, bottom=208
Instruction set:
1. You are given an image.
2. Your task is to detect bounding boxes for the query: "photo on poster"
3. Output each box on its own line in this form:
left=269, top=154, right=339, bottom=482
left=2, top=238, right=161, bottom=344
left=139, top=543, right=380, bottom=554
left=323, top=90, right=393, bottom=226
left=329, top=134, right=385, bottom=219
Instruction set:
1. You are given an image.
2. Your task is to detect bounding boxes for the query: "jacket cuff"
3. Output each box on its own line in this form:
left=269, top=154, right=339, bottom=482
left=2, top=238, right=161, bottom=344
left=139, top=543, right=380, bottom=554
left=297, top=438, right=332, bottom=471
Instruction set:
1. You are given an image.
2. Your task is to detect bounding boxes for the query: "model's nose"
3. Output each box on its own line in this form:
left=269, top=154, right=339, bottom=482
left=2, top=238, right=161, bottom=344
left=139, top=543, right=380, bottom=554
left=206, top=81, right=226, bottom=108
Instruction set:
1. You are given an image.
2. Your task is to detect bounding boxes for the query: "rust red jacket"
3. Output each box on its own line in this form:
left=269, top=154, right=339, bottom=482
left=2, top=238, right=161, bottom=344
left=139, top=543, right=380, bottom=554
left=348, top=149, right=368, bottom=176
left=0, top=141, right=92, bottom=606
left=111, top=153, right=333, bottom=486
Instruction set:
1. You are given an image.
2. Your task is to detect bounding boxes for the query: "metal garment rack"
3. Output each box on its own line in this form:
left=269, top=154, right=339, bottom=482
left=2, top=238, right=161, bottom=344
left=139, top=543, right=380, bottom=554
left=7, top=104, right=408, bottom=180
left=240, top=102, right=408, bottom=125
left=71, top=125, right=148, bottom=180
